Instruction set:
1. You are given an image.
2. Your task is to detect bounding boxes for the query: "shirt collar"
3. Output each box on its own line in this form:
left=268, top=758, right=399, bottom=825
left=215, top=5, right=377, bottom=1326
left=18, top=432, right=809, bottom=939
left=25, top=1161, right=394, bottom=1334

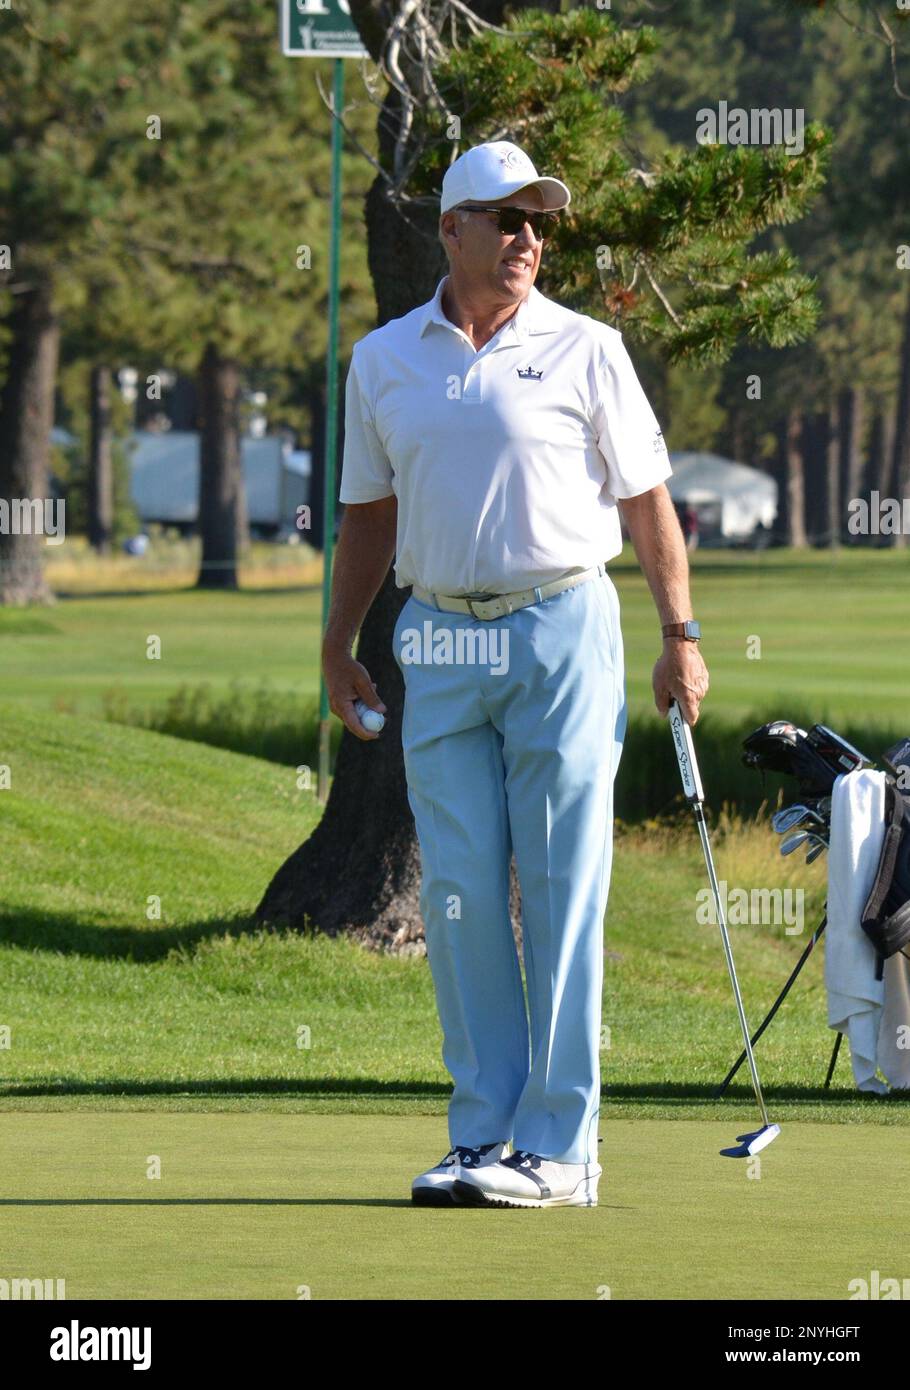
left=418, top=275, right=562, bottom=344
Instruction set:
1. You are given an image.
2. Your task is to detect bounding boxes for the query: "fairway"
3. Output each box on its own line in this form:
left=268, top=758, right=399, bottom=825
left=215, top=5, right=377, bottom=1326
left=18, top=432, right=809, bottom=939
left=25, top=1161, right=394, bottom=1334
left=2, top=1113, right=904, bottom=1300
left=2, top=547, right=909, bottom=728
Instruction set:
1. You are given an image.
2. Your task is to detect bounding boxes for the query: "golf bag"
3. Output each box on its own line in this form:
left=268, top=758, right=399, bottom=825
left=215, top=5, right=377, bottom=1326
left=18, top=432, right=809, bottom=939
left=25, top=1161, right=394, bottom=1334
left=717, top=720, right=910, bottom=1093
left=860, top=768, right=910, bottom=964
left=742, top=722, right=910, bottom=971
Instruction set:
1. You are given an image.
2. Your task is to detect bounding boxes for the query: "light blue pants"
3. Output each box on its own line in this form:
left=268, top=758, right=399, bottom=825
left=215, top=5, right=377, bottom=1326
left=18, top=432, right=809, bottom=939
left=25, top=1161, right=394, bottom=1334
left=392, top=568, right=627, bottom=1165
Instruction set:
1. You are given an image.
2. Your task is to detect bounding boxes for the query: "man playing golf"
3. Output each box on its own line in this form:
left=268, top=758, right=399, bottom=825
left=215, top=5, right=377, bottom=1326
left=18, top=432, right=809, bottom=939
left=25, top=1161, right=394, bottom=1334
left=324, top=141, right=709, bottom=1208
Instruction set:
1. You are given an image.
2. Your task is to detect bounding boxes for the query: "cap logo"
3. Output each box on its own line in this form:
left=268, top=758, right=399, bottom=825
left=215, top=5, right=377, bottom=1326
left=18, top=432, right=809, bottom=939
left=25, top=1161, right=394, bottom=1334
left=499, top=149, right=525, bottom=169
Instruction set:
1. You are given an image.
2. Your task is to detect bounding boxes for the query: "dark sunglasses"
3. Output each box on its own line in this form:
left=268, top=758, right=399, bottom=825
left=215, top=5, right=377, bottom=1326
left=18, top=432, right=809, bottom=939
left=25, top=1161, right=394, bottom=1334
left=459, top=205, right=561, bottom=239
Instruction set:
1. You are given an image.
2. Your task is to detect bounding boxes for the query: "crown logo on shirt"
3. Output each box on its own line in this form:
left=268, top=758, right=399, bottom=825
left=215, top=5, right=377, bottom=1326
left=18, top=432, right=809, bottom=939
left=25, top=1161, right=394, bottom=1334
left=517, top=365, right=543, bottom=381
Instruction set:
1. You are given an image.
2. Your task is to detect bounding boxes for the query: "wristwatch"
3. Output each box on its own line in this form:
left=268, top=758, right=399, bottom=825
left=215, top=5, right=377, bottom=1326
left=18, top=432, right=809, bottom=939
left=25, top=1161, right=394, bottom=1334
left=662, top=620, right=701, bottom=642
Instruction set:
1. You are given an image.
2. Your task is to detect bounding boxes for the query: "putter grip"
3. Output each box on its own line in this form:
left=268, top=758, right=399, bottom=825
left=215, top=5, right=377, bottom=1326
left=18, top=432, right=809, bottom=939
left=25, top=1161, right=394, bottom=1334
left=669, top=699, right=705, bottom=804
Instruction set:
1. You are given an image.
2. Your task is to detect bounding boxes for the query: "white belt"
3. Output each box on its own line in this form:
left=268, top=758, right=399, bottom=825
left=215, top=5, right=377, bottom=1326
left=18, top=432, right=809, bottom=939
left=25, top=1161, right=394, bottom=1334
left=411, top=563, right=607, bottom=621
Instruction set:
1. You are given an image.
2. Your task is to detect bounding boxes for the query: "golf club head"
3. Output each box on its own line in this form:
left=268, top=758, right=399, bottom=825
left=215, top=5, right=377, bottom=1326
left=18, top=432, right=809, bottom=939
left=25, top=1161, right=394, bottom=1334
left=721, top=1123, right=782, bottom=1159
left=744, top=719, right=871, bottom=798
left=773, top=803, right=827, bottom=834
left=780, top=831, right=809, bottom=856
left=805, top=840, right=827, bottom=864
left=806, top=724, right=871, bottom=777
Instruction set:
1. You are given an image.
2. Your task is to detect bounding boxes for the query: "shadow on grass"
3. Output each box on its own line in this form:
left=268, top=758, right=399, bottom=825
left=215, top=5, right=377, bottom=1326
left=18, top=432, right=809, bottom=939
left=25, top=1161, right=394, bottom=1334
left=0, top=1077, right=451, bottom=1099
left=0, top=907, right=286, bottom=962
left=0, top=1198, right=414, bottom=1207
left=603, top=1082, right=909, bottom=1106
left=2, top=1076, right=901, bottom=1104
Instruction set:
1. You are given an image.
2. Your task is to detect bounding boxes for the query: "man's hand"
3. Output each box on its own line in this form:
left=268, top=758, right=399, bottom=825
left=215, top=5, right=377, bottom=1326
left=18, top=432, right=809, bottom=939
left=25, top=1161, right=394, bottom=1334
left=652, top=639, right=709, bottom=726
left=320, top=497, right=397, bottom=743
left=323, top=642, right=388, bottom=741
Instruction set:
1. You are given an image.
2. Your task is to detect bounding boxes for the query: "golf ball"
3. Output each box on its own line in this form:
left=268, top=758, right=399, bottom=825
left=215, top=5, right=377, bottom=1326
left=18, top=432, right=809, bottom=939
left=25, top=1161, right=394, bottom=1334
left=354, top=699, right=385, bottom=734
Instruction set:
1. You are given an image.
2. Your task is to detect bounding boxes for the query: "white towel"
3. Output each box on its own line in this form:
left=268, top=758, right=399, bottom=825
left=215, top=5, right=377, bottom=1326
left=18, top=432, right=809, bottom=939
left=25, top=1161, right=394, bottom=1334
left=826, top=769, right=910, bottom=1091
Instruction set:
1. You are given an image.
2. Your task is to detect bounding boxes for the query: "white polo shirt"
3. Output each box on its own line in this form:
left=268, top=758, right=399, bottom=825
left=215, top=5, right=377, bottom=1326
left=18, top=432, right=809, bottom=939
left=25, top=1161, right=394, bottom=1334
left=339, top=274, right=672, bottom=595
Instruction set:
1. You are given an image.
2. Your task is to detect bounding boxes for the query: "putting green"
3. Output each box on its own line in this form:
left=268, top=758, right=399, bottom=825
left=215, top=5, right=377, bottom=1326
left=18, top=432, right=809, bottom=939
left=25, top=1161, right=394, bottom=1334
left=1, top=1112, right=905, bottom=1300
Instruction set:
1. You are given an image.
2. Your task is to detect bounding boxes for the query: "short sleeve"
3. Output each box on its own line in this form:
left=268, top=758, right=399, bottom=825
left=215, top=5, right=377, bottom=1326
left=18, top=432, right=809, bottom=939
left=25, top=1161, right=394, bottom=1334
left=591, top=331, right=673, bottom=499
left=338, top=346, right=395, bottom=504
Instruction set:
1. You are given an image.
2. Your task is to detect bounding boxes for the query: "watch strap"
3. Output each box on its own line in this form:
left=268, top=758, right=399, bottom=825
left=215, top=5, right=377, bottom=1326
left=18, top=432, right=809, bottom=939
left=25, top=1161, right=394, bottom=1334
left=662, top=620, right=701, bottom=641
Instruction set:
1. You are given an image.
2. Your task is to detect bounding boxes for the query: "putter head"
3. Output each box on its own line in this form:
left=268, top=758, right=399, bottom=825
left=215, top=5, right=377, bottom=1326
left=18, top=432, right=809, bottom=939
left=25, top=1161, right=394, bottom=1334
left=721, top=1123, right=781, bottom=1159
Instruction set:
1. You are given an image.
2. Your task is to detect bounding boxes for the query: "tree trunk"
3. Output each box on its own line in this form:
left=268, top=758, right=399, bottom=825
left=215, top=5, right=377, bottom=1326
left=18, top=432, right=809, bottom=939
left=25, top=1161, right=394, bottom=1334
left=0, top=280, right=60, bottom=605
left=889, top=282, right=910, bottom=550
left=838, top=385, right=864, bottom=543
left=776, top=408, right=807, bottom=547
left=167, top=373, right=198, bottom=432
left=866, top=401, right=895, bottom=501
left=824, top=396, right=840, bottom=548
left=730, top=410, right=746, bottom=463
left=800, top=410, right=828, bottom=545
left=88, top=364, right=114, bottom=555
left=196, top=341, right=245, bottom=589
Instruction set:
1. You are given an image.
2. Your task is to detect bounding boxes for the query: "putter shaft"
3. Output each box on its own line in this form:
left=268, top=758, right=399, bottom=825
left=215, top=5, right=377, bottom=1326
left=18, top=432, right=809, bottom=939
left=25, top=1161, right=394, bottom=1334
left=693, top=805, right=770, bottom=1130
left=669, top=700, right=773, bottom=1134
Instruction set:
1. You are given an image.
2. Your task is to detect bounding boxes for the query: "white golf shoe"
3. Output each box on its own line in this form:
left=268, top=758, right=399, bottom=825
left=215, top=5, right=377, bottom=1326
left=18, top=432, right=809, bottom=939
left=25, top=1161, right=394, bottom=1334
left=411, top=1141, right=510, bottom=1206
left=453, top=1149, right=602, bottom=1208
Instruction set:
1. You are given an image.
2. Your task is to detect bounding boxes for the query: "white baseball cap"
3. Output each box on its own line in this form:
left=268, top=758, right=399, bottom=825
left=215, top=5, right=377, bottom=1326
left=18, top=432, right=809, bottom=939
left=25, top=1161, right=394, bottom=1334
left=440, top=140, right=571, bottom=215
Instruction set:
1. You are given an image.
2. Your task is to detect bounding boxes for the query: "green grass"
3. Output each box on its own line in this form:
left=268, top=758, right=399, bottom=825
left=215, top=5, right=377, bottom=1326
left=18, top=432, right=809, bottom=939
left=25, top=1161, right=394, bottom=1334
left=0, top=586, right=324, bottom=714
left=4, top=546, right=910, bottom=820
left=612, top=544, right=910, bottom=728
left=3, top=1113, right=908, bottom=1299
left=4, top=552, right=910, bottom=1299
left=3, top=545, right=910, bottom=728
left=0, top=700, right=901, bottom=1124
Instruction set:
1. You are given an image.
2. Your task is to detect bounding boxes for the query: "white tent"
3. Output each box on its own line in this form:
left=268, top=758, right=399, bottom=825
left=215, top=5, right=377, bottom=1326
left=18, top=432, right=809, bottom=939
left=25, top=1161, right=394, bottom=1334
left=667, top=452, right=777, bottom=542
left=129, top=431, right=310, bottom=532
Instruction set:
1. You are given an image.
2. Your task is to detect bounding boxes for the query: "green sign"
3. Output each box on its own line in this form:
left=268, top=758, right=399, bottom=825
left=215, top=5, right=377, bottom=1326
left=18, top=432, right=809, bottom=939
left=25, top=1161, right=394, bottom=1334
left=281, top=0, right=368, bottom=59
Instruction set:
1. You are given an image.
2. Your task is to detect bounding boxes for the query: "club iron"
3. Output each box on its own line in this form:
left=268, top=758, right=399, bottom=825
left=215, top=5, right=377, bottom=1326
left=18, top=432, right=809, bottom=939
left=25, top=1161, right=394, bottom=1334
left=668, top=699, right=781, bottom=1159
left=780, top=831, right=809, bottom=856
left=772, top=804, right=826, bottom=834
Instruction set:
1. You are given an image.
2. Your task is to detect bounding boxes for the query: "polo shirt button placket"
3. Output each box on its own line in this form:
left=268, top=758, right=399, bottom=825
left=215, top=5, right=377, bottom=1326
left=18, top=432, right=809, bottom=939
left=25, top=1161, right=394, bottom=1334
left=462, top=360, right=483, bottom=403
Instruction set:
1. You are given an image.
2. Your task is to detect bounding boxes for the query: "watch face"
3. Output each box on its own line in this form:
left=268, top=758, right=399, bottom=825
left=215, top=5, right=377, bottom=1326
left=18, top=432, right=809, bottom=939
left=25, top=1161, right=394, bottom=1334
left=685, top=621, right=701, bottom=639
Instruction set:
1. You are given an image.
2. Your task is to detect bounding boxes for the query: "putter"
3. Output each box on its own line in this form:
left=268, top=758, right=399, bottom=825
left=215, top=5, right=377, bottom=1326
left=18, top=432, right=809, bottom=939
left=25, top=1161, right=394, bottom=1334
left=668, top=699, right=781, bottom=1159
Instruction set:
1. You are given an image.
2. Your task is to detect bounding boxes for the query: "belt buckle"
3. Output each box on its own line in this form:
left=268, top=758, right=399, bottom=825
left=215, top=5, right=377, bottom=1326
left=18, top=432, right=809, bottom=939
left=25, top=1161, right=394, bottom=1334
left=465, top=592, right=496, bottom=620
